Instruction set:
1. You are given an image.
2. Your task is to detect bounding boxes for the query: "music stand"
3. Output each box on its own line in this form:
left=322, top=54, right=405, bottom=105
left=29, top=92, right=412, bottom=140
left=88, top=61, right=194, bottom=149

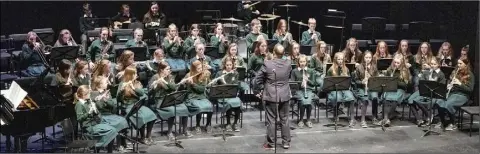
left=143, top=29, right=158, bottom=45
left=205, top=46, right=222, bottom=59
left=160, top=90, right=188, bottom=149
left=367, top=76, right=397, bottom=131
left=126, top=47, right=148, bottom=61
left=236, top=67, right=246, bottom=81
left=208, top=84, right=239, bottom=141
left=266, top=39, right=278, bottom=51
left=300, top=45, right=313, bottom=55
left=440, top=66, right=455, bottom=79
left=124, top=97, right=147, bottom=152
left=50, top=46, right=80, bottom=69
left=377, top=58, right=393, bottom=70
left=418, top=80, right=446, bottom=137
left=322, top=76, right=351, bottom=130
left=362, top=17, right=387, bottom=43
left=345, top=63, right=355, bottom=72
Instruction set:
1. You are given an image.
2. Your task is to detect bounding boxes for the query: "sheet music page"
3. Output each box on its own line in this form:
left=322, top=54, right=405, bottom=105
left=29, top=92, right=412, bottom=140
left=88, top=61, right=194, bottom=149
left=0, top=81, right=28, bottom=111
left=1, top=119, right=4, bottom=125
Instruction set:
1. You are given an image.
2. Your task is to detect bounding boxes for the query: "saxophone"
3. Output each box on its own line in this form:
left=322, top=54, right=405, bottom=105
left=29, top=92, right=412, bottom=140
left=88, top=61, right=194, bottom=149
left=101, top=40, right=113, bottom=60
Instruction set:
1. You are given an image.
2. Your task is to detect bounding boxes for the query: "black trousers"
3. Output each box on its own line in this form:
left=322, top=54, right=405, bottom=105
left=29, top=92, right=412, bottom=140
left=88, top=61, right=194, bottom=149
left=264, top=101, right=291, bottom=145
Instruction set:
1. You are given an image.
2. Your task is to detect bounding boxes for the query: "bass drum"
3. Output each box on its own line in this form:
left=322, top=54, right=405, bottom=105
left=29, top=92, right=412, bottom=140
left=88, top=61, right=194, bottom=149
left=237, top=38, right=248, bottom=60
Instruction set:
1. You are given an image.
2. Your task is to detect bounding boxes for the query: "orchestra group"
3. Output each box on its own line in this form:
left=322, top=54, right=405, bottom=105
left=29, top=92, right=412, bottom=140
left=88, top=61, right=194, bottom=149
left=15, top=1, right=475, bottom=152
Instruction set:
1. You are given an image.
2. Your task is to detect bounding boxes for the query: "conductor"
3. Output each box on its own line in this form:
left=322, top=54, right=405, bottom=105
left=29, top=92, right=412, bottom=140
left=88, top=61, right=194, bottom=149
left=254, top=44, right=292, bottom=149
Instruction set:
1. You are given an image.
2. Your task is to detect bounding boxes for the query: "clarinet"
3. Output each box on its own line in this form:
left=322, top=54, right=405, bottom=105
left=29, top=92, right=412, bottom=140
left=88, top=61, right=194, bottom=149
left=446, top=68, right=459, bottom=98
left=302, top=69, right=308, bottom=99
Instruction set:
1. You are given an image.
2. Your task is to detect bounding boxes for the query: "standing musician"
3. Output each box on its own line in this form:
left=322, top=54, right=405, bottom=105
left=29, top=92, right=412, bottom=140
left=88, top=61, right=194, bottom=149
left=91, top=76, right=129, bottom=151
left=376, top=55, right=411, bottom=127
left=412, top=42, right=434, bottom=88
left=72, top=60, right=92, bottom=87
left=291, top=55, right=318, bottom=128
left=222, top=43, right=247, bottom=68
left=287, top=42, right=300, bottom=64
left=74, top=85, right=117, bottom=153
left=163, top=24, right=186, bottom=72
left=373, top=41, right=393, bottom=62
left=354, top=51, right=379, bottom=128
left=342, top=38, right=363, bottom=64
left=80, top=3, right=98, bottom=54
left=143, top=2, right=167, bottom=28
left=148, top=62, right=192, bottom=140
left=185, top=24, right=207, bottom=57
left=54, top=29, right=78, bottom=47
left=436, top=57, right=474, bottom=131
left=87, top=27, right=115, bottom=65
left=188, top=43, right=215, bottom=73
left=183, top=60, right=214, bottom=134
left=326, top=52, right=356, bottom=127
left=210, top=23, right=229, bottom=55
left=125, top=28, right=149, bottom=58
left=309, top=41, right=331, bottom=90
left=237, top=1, right=261, bottom=23
left=394, top=39, right=414, bottom=69
left=213, top=58, right=249, bottom=132
left=272, top=19, right=294, bottom=51
left=112, top=4, right=137, bottom=29
left=117, top=65, right=157, bottom=145
left=300, top=18, right=321, bottom=46
left=247, top=39, right=268, bottom=77
left=436, top=42, right=453, bottom=66
left=92, top=59, right=115, bottom=86
left=21, top=31, right=47, bottom=77
left=407, top=58, right=446, bottom=126
left=254, top=44, right=292, bottom=149
left=245, top=19, right=269, bottom=53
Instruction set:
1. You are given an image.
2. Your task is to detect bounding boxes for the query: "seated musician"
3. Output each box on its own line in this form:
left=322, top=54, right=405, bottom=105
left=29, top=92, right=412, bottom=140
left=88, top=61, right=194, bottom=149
left=51, top=59, right=74, bottom=103
left=92, top=59, right=115, bottom=86
left=188, top=43, right=215, bottom=74
left=212, top=58, right=248, bottom=132
left=20, top=31, right=46, bottom=77
left=54, top=29, right=78, bottom=47
left=376, top=55, right=411, bottom=127
left=183, top=60, right=214, bottom=134
left=291, top=55, right=318, bottom=128
left=272, top=19, right=294, bottom=50
left=300, top=18, right=321, bottom=46
left=393, top=39, right=414, bottom=69
left=287, top=42, right=300, bottom=64
left=342, top=38, right=362, bottom=65
left=412, top=42, right=434, bottom=88
left=91, top=76, right=129, bottom=150
left=148, top=62, right=192, bottom=140
left=117, top=65, right=157, bottom=145
left=79, top=3, right=98, bottom=53
left=125, top=28, right=149, bottom=59
left=408, top=58, right=446, bottom=126
left=145, top=48, right=167, bottom=75
left=222, top=43, right=246, bottom=68
left=184, top=24, right=207, bottom=57
left=354, top=51, right=379, bottom=128
left=436, top=57, right=474, bottom=131
left=373, top=41, right=393, bottom=62
left=72, top=60, right=91, bottom=87
left=209, top=23, right=228, bottom=55
left=115, top=50, right=134, bottom=81
left=163, top=24, right=186, bottom=72
left=74, top=85, right=117, bottom=153
left=87, top=27, right=115, bottom=65
left=309, top=41, right=331, bottom=90
left=112, top=4, right=137, bottom=28
left=325, top=52, right=356, bottom=125
left=236, top=1, right=260, bottom=22
left=143, top=2, right=166, bottom=28
left=247, top=39, right=267, bottom=77
left=245, top=19, right=268, bottom=53
left=459, top=45, right=469, bottom=60
left=436, top=42, right=454, bottom=66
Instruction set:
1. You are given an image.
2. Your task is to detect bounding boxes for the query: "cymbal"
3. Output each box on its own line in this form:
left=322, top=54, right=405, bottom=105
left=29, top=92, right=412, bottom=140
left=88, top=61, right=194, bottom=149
left=220, top=17, right=243, bottom=22
left=258, top=17, right=277, bottom=21
left=291, top=20, right=307, bottom=26
left=278, top=4, right=298, bottom=8
left=260, top=14, right=281, bottom=18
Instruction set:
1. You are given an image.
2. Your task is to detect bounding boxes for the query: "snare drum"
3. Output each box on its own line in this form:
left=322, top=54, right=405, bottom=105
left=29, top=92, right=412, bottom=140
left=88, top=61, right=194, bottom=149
left=223, top=23, right=238, bottom=36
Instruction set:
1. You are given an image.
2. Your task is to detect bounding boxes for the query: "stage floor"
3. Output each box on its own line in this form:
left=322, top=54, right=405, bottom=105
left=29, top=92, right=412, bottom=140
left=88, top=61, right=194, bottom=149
left=1, top=102, right=479, bottom=153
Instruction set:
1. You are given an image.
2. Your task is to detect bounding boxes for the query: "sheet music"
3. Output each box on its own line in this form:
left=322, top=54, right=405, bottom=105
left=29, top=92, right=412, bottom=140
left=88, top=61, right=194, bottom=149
left=0, top=81, right=28, bottom=111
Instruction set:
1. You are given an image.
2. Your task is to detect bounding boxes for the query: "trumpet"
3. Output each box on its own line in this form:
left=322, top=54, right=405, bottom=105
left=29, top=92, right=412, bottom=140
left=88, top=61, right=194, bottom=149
left=446, top=68, right=459, bottom=98
left=173, top=35, right=183, bottom=45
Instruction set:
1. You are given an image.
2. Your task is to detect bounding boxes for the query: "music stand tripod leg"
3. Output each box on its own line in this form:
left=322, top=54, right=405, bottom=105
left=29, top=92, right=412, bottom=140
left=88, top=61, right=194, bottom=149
left=422, top=89, right=440, bottom=137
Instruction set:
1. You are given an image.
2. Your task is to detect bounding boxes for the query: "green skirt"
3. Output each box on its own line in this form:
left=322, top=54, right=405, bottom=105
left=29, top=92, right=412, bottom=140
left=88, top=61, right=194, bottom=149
left=218, top=97, right=242, bottom=112
left=101, top=115, right=129, bottom=131
left=185, top=98, right=213, bottom=115
left=382, top=89, right=405, bottom=103
left=154, top=100, right=191, bottom=120
left=407, top=91, right=439, bottom=105
left=327, top=90, right=356, bottom=104
left=126, top=104, right=157, bottom=129
left=436, top=93, right=468, bottom=114
left=295, top=90, right=318, bottom=105
left=315, top=72, right=325, bottom=90
left=85, top=124, right=118, bottom=147
left=355, top=89, right=379, bottom=101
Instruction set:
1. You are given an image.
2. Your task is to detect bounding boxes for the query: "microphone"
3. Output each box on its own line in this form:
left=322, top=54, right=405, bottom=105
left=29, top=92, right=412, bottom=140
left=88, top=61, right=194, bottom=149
left=272, top=69, right=276, bottom=73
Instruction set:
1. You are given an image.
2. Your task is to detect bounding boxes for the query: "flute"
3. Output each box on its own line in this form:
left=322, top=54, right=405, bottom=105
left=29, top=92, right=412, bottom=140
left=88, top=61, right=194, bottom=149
left=175, top=72, right=202, bottom=91
left=207, top=72, right=234, bottom=86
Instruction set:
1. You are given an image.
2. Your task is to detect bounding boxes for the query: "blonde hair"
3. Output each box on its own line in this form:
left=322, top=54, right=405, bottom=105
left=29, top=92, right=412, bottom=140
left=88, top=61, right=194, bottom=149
left=330, top=52, right=348, bottom=76
left=167, top=24, right=178, bottom=39
left=273, top=44, right=284, bottom=59
left=91, top=76, right=107, bottom=91
left=92, top=59, right=111, bottom=79
left=387, top=56, right=411, bottom=84
left=74, top=85, right=90, bottom=103
left=436, top=42, right=453, bottom=59
left=297, top=54, right=308, bottom=66
left=187, top=60, right=211, bottom=84
left=122, top=65, right=142, bottom=98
